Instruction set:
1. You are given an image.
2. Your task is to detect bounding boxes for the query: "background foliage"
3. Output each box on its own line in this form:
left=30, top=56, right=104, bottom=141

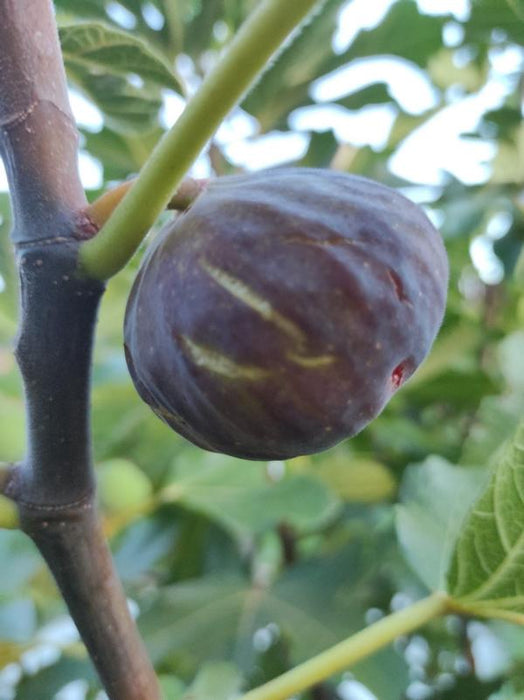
left=0, top=1, right=523, bottom=698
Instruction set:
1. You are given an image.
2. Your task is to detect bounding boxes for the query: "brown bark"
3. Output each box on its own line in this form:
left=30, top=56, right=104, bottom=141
left=0, top=2, right=161, bottom=698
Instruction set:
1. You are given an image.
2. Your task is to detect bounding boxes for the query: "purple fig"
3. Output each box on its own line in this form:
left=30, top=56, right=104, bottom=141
left=124, top=168, right=448, bottom=460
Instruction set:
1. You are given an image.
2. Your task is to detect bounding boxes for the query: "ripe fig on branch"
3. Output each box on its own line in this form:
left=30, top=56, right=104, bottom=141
left=124, top=168, right=448, bottom=460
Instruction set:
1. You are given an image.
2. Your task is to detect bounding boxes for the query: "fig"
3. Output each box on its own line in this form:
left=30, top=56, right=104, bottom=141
left=124, top=168, right=448, bottom=460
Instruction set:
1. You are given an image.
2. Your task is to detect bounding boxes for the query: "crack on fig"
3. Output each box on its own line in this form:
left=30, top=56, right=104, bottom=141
left=180, top=334, right=270, bottom=381
left=286, top=352, right=335, bottom=368
left=200, top=258, right=305, bottom=345
left=387, top=268, right=412, bottom=305
left=285, top=232, right=359, bottom=248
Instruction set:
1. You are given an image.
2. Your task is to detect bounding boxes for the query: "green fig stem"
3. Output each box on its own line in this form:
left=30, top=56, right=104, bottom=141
left=239, top=593, right=450, bottom=700
left=79, top=0, right=322, bottom=280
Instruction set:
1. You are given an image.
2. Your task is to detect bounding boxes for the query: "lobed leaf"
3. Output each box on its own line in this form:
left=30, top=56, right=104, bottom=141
left=447, top=421, right=524, bottom=615
left=59, top=22, right=179, bottom=89
left=161, top=453, right=341, bottom=538
left=397, top=456, right=489, bottom=591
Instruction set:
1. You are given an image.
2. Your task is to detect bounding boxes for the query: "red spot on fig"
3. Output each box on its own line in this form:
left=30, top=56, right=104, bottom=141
left=391, top=362, right=407, bottom=389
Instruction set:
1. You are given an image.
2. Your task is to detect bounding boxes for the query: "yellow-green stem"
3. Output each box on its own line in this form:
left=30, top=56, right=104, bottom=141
left=239, top=593, right=449, bottom=700
left=80, top=0, right=321, bottom=280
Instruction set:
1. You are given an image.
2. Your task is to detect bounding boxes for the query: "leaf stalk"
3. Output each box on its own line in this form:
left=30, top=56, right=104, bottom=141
left=79, top=0, right=322, bottom=279
left=239, top=593, right=450, bottom=700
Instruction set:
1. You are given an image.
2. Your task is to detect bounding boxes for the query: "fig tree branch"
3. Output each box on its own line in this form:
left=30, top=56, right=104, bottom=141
left=0, top=0, right=86, bottom=243
left=79, top=0, right=323, bottom=280
left=0, top=2, right=161, bottom=698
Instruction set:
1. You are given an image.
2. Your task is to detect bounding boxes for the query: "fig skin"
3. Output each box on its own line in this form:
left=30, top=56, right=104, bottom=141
left=124, top=168, right=448, bottom=460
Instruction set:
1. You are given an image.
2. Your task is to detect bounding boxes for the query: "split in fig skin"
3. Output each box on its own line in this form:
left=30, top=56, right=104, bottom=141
left=124, top=168, right=448, bottom=460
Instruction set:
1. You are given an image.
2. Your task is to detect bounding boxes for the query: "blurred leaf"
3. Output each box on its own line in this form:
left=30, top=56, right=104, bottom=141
left=140, top=537, right=381, bottom=672
left=492, top=124, right=524, bottom=184
left=438, top=676, right=503, bottom=699
left=336, top=82, right=393, bottom=110
left=497, top=331, right=524, bottom=392
left=97, top=458, right=153, bottom=515
left=465, top=0, right=524, bottom=44
left=339, top=1, right=446, bottom=67
left=405, top=369, right=499, bottom=410
left=490, top=683, right=524, bottom=700
left=409, top=323, right=484, bottom=386
left=351, top=646, right=409, bottom=700
left=162, top=453, right=340, bottom=538
left=0, top=193, right=17, bottom=322
left=183, top=0, right=228, bottom=58
left=314, top=454, right=396, bottom=503
left=299, top=130, right=339, bottom=168
left=83, top=126, right=164, bottom=180
left=113, top=513, right=178, bottom=582
left=397, top=456, right=489, bottom=590
left=0, top=599, right=36, bottom=643
left=60, top=21, right=180, bottom=131
left=160, top=675, right=186, bottom=700
left=54, top=0, right=106, bottom=20
left=461, top=392, right=524, bottom=466
left=0, top=393, right=27, bottom=462
left=15, top=655, right=97, bottom=700
left=447, top=421, right=524, bottom=615
left=0, top=531, right=41, bottom=595
left=182, top=662, right=243, bottom=700
left=428, top=48, right=487, bottom=92
left=0, top=494, right=20, bottom=529
left=68, top=67, right=164, bottom=132
left=484, top=107, right=524, bottom=140
left=242, top=0, right=345, bottom=130
left=60, top=22, right=179, bottom=89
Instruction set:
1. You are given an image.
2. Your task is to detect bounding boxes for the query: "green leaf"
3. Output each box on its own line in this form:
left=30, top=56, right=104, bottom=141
left=397, top=456, right=489, bottom=590
left=83, top=126, right=163, bottom=180
left=447, top=421, right=524, bottom=615
left=465, top=0, right=524, bottom=45
left=60, top=21, right=180, bottom=131
left=498, top=331, right=524, bottom=392
left=162, top=453, right=340, bottom=538
left=15, top=656, right=97, bottom=700
left=0, top=532, right=41, bottom=596
left=0, top=599, right=36, bottom=643
left=490, top=683, right=524, bottom=700
left=336, top=83, right=393, bottom=111
left=113, top=515, right=178, bottom=582
left=59, top=22, right=179, bottom=89
left=159, top=675, right=186, bottom=700
left=339, top=1, right=446, bottom=67
left=0, top=194, right=17, bottom=324
left=183, top=662, right=243, bottom=700
left=351, top=646, right=409, bottom=700
left=242, top=0, right=345, bottom=130
left=140, top=537, right=381, bottom=672
left=67, top=66, right=164, bottom=132
left=461, top=392, right=524, bottom=466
